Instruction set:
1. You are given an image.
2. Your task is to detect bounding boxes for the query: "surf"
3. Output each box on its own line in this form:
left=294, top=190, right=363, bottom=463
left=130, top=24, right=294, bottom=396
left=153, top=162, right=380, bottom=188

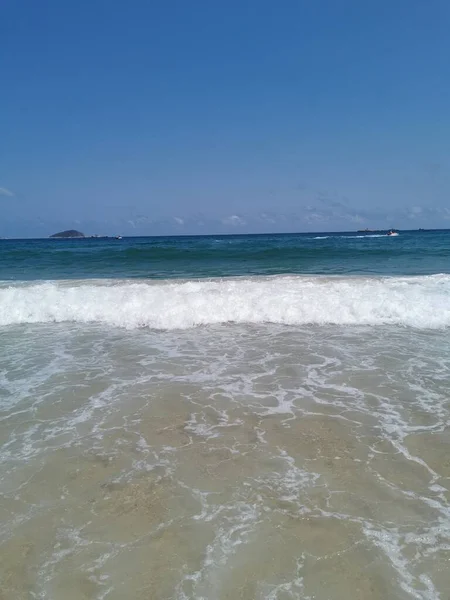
left=1, top=274, right=449, bottom=329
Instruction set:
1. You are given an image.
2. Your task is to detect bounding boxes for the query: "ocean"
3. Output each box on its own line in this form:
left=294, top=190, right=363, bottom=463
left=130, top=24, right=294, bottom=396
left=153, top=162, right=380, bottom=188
left=1, top=230, right=449, bottom=600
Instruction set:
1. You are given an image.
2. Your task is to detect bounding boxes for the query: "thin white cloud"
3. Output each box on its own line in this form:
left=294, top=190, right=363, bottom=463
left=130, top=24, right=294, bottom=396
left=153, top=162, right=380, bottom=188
left=222, top=214, right=246, bottom=226
left=0, top=187, right=14, bottom=197
left=346, top=214, right=366, bottom=224
left=407, top=206, right=423, bottom=219
left=259, top=212, right=276, bottom=224
left=304, top=212, right=325, bottom=223
left=173, top=217, right=184, bottom=225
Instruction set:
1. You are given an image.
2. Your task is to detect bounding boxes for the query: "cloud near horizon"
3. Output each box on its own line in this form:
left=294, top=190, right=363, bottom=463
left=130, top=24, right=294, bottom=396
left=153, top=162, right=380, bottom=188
left=1, top=202, right=450, bottom=238
left=221, top=215, right=246, bottom=226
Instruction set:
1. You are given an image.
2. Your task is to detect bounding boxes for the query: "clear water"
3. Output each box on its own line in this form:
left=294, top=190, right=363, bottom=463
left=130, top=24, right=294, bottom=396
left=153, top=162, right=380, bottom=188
left=1, top=231, right=449, bottom=599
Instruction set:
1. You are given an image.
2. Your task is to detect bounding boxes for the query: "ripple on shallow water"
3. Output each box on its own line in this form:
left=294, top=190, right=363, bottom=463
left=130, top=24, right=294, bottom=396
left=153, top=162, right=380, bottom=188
left=0, top=322, right=449, bottom=599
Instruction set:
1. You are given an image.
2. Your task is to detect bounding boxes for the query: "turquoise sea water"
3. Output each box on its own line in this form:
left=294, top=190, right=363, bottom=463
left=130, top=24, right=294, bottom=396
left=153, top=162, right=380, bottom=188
left=1, top=230, right=450, bottom=600
left=1, top=229, right=450, bottom=280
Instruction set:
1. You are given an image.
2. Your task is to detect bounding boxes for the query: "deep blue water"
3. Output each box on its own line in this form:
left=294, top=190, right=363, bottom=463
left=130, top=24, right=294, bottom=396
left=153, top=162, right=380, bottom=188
left=1, top=230, right=449, bottom=280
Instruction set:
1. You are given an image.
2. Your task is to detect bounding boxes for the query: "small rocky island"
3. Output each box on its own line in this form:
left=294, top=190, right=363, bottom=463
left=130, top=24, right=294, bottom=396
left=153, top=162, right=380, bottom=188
left=49, top=230, right=122, bottom=240
left=50, top=230, right=85, bottom=238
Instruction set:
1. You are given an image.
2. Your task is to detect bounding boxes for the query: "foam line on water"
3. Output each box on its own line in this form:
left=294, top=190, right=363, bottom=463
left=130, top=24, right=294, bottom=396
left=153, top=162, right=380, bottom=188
left=0, top=274, right=450, bottom=329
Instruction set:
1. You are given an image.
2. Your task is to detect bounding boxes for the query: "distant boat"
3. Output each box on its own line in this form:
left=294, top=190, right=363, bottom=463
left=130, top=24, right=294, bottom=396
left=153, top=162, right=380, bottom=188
left=115, top=236, right=122, bottom=240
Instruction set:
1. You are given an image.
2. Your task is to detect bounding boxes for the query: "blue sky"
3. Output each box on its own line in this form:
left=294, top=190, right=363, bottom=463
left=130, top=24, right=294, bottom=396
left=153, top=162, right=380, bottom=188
left=1, top=0, right=450, bottom=236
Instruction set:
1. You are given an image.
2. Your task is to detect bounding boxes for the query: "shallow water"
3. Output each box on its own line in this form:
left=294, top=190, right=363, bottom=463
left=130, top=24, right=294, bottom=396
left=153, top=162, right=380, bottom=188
left=1, top=321, right=449, bottom=599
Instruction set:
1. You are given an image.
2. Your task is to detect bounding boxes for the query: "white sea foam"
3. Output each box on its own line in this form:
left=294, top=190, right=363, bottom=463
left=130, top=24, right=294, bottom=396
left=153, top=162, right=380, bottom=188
left=0, top=274, right=449, bottom=330
left=1, top=303, right=449, bottom=598
left=312, top=234, right=393, bottom=239
left=354, top=234, right=389, bottom=238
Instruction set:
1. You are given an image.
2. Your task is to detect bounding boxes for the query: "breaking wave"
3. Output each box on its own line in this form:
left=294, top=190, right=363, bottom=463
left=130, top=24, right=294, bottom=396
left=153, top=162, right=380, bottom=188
left=1, top=274, right=449, bottom=330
